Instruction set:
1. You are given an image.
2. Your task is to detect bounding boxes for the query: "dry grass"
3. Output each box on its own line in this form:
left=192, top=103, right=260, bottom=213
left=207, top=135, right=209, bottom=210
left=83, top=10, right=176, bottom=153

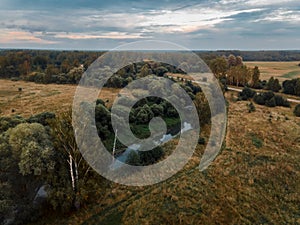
left=0, top=80, right=120, bottom=117
left=79, top=92, right=299, bottom=225
left=1, top=80, right=299, bottom=224
left=53, top=93, right=300, bottom=225
left=245, top=61, right=300, bottom=82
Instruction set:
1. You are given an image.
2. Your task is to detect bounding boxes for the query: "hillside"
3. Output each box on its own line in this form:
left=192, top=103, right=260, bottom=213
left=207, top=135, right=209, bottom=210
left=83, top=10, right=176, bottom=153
left=28, top=89, right=300, bottom=225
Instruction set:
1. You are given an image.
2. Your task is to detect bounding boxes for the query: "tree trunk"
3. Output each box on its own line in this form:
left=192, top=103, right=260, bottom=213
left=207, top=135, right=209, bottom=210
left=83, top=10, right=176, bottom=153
left=69, top=154, right=75, bottom=192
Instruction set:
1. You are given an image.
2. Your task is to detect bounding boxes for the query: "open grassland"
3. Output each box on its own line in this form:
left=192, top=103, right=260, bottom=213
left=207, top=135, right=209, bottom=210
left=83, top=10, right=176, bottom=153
left=27, top=87, right=299, bottom=224
left=245, top=61, right=300, bottom=82
left=0, top=80, right=299, bottom=224
left=0, top=80, right=120, bottom=117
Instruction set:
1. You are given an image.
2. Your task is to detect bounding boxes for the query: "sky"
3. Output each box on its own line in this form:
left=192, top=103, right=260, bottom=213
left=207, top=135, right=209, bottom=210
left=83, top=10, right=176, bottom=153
left=0, top=0, right=299, bottom=50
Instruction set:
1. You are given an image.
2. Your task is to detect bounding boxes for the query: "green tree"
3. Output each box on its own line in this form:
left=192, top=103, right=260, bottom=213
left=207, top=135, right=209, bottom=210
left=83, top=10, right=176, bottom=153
left=139, top=146, right=164, bottom=165
left=139, top=64, right=152, bottom=78
left=49, top=112, right=103, bottom=210
left=227, top=54, right=237, bottom=67
left=194, top=92, right=211, bottom=126
left=210, top=57, right=228, bottom=79
left=8, top=123, right=55, bottom=176
left=126, top=151, right=141, bottom=166
left=238, top=87, right=256, bottom=100
left=251, top=66, right=260, bottom=88
left=266, top=77, right=281, bottom=92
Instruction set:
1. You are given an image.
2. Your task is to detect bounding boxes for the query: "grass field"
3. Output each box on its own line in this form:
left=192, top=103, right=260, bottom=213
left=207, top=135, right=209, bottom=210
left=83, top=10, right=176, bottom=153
left=245, top=61, right=300, bottom=82
left=35, top=92, right=300, bottom=225
left=0, top=80, right=120, bottom=117
left=1, top=79, right=300, bottom=224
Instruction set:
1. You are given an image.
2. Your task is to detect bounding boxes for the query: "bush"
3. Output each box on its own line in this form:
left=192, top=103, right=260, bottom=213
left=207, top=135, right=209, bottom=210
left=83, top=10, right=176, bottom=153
left=252, top=135, right=263, bottom=148
left=27, top=112, right=56, bottom=126
left=126, top=151, right=141, bottom=166
left=248, top=102, right=256, bottom=113
left=253, top=91, right=289, bottom=108
left=274, top=95, right=290, bottom=107
left=265, top=97, right=276, bottom=107
left=238, top=87, right=256, bottom=100
left=266, top=77, right=281, bottom=92
left=294, top=104, right=300, bottom=117
left=139, top=146, right=164, bottom=165
left=253, top=94, right=265, bottom=105
left=282, top=78, right=300, bottom=96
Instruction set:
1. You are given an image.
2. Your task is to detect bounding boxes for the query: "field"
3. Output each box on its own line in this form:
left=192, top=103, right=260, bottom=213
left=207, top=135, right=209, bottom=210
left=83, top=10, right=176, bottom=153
left=0, top=80, right=120, bottom=117
left=3, top=81, right=295, bottom=224
left=1, top=79, right=300, bottom=224
left=28, top=89, right=299, bottom=225
left=245, top=61, right=300, bottom=82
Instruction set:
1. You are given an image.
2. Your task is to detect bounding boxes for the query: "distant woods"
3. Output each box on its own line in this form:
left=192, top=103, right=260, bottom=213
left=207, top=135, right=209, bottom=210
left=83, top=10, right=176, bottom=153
left=1, top=50, right=300, bottom=98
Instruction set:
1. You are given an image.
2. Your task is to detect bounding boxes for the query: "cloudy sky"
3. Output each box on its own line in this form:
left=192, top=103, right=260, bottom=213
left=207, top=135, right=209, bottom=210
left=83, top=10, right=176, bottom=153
left=0, top=0, right=299, bottom=50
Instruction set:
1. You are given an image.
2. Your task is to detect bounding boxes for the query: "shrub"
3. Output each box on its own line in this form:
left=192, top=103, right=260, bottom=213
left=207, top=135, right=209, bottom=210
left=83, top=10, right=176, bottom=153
left=253, top=91, right=289, bottom=108
left=248, top=102, right=256, bottom=113
left=265, top=97, right=276, bottom=107
left=252, top=135, right=263, bottom=148
left=27, top=112, right=56, bottom=126
left=274, top=95, right=290, bottom=107
left=126, top=151, right=141, bottom=166
left=238, top=87, right=256, bottom=101
left=266, top=77, right=281, bottom=92
left=294, top=104, right=300, bottom=117
left=253, top=94, right=265, bottom=105
left=282, top=78, right=300, bottom=96
left=139, top=146, right=164, bottom=165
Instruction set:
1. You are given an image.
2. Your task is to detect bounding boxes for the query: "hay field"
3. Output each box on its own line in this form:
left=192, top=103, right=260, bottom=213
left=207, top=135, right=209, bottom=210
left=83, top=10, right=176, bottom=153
left=0, top=80, right=120, bottom=117
left=245, top=61, right=300, bottom=82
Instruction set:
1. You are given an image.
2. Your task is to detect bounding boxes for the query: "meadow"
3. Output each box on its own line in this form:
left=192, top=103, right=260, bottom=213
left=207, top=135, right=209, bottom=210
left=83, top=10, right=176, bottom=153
left=0, top=61, right=300, bottom=224
left=245, top=61, right=300, bottom=82
left=0, top=80, right=120, bottom=117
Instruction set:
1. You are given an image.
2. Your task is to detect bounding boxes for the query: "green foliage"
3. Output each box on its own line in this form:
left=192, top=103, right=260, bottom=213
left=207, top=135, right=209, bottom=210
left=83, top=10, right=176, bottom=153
left=251, top=135, right=263, bottom=148
left=253, top=91, right=290, bottom=108
left=282, top=78, right=300, bottom=96
left=150, top=104, right=164, bottom=117
left=135, top=104, right=154, bottom=124
left=27, top=112, right=56, bottom=126
left=0, top=115, right=25, bottom=133
left=266, top=77, right=281, bottom=92
left=210, top=57, right=228, bottom=78
left=194, top=92, right=211, bottom=126
left=139, top=146, right=164, bottom=165
left=274, top=95, right=290, bottom=107
left=8, top=123, right=55, bottom=176
left=154, top=66, right=168, bottom=77
left=265, top=97, right=276, bottom=107
left=251, top=66, right=261, bottom=88
left=238, top=87, right=257, bottom=100
left=248, top=102, right=256, bottom=113
left=126, top=151, right=141, bottom=166
left=294, top=104, right=300, bottom=117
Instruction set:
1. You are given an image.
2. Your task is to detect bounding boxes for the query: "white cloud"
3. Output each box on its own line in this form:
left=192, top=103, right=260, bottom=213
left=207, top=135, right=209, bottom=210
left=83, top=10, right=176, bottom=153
left=51, top=31, right=147, bottom=40
left=254, top=9, right=300, bottom=23
left=139, top=7, right=263, bottom=34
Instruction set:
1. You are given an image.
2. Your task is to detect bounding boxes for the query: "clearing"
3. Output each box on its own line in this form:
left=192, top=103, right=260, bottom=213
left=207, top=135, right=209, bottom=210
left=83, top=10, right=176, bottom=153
left=245, top=61, right=300, bottom=82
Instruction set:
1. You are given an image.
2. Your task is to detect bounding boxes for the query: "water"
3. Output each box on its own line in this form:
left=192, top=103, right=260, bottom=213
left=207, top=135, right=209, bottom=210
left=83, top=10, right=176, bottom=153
left=110, top=122, right=192, bottom=169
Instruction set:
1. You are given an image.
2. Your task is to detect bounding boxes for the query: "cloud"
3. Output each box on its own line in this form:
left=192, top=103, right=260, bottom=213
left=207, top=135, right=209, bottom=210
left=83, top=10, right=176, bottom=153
left=0, top=30, right=57, bottom=44
left=50, top=31, right=147, bottom=40
left=0, top=0, right=299, bottom=49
